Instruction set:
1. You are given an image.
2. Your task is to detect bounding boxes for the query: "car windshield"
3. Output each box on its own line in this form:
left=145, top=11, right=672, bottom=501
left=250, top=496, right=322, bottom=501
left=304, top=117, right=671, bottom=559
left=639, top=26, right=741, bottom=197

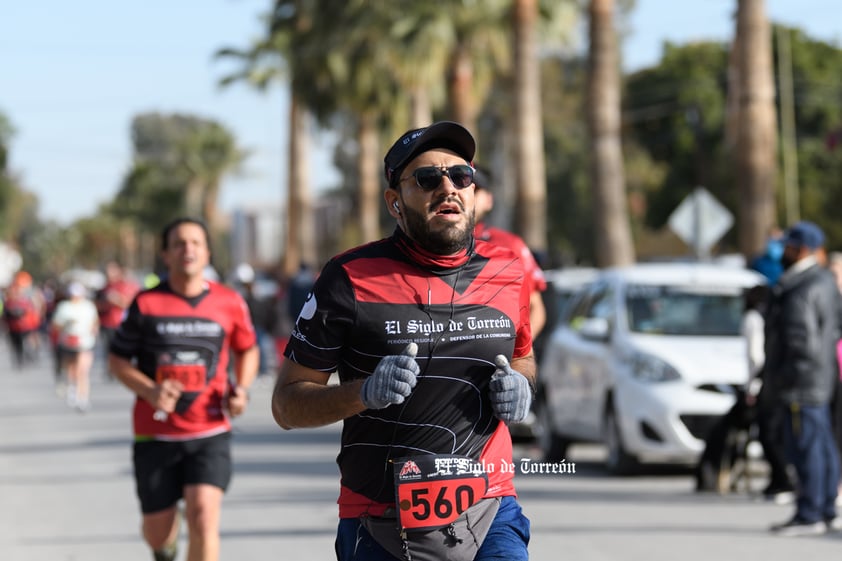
left=625, top=284, right=744, bottom=336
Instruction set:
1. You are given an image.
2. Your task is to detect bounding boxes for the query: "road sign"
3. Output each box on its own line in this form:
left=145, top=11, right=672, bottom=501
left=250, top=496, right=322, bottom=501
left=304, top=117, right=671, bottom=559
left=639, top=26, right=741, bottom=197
left=667, top=187, right=733, bottom=258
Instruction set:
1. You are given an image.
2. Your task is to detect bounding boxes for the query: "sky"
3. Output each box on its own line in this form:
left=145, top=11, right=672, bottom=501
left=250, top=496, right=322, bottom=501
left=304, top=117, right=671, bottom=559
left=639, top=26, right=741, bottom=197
left=3, top=0, right=841, bottom=226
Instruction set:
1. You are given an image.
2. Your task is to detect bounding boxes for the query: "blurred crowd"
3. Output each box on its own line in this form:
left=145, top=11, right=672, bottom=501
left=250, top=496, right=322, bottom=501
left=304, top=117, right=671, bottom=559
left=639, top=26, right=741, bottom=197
left=0, top=259, right=314, bottom=413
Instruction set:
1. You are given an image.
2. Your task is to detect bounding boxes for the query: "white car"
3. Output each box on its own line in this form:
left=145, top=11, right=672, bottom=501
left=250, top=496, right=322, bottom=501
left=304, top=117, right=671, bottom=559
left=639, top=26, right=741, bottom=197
left=536, top=262, right=766, bottom=473
left=509, top=267, right=599, bottom=443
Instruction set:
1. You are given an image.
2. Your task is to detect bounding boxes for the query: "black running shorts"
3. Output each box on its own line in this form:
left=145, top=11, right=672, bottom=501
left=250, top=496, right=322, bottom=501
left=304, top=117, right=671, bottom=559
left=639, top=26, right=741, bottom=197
left=133, top=432, right=232, bottom=514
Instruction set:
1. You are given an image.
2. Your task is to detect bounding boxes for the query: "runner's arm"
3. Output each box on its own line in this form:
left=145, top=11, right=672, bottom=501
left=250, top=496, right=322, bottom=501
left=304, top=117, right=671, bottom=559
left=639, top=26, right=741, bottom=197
left=227, top=344, right=260, bottom=416
left=272, top=359, right=366, bottom=430
left=108, top=353, right=182, bottom=413
left=529, top=290, right=546, bottom=338
left=511, top=351, right=537, bottom=392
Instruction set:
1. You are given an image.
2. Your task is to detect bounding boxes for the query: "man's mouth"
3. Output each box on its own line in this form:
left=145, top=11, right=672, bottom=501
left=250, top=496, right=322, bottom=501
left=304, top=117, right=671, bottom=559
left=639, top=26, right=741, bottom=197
left=433, top=201, right=462, bottom=216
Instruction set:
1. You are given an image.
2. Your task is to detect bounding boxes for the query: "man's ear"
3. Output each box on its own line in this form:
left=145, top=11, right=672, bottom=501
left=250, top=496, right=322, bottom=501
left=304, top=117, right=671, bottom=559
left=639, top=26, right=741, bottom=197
left=385, top=191, right=401, bottom=218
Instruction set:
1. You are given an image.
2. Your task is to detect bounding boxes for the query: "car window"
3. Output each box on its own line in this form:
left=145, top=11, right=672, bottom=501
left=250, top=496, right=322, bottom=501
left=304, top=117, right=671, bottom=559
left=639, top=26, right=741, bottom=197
left=625, top=284, right=743, bottom=336
left=587, top=288, right=613, bottom=321
left=563, top=287, right=592, bottom=325
left=565, top=283, right=613, bottom=328
left=555, top=291, right=576, bottom=318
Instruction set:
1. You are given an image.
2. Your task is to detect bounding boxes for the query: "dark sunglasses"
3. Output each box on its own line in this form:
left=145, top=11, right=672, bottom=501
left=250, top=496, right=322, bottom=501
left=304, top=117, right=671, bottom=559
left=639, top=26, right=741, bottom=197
left=400, top=165, right=475, bottom=191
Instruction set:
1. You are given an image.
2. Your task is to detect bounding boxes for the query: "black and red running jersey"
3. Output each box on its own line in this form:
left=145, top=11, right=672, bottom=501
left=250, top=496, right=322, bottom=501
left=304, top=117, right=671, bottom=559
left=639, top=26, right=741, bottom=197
left=284, top=229, right=532, bottom=517
left=110, top=281, right=256, bottom=440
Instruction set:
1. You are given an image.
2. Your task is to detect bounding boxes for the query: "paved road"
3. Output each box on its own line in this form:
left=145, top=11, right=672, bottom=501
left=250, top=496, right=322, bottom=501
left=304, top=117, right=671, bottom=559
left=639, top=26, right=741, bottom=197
left=2, top=346, right=841, bottom=560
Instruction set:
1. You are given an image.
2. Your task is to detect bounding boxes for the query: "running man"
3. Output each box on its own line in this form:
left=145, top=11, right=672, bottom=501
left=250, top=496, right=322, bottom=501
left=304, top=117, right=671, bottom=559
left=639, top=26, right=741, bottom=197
left=109, top=217, right=259, bottom=561
left=272, top=121, right=534, bottom=560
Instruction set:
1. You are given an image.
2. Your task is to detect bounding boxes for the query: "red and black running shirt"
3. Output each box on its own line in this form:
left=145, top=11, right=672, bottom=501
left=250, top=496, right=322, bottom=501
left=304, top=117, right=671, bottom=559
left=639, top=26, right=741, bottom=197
left=110, top=280, right=256, bottom=440
left=475, top=222, right=547, bottom=295
left=284, top=228, right=532, bottom=517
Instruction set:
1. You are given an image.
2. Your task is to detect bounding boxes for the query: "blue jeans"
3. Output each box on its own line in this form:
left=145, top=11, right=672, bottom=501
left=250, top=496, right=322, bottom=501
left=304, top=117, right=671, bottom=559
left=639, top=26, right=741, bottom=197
left=782, top=403, right=841, bottom=522
left=335, top=496, right=530, bottom=560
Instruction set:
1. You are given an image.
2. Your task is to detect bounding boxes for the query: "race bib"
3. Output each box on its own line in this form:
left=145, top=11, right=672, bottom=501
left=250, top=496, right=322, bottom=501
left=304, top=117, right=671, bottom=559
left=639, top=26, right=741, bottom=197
left=393, top=455, right=488, bottom=530
left=155, top=361, right=207, bottom=393
left=61, top=334, right=82, bottom=350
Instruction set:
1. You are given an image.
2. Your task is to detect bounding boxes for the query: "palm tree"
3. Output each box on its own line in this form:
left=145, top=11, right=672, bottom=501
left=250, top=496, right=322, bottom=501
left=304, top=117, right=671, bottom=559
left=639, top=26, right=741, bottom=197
left=733, top=0, right=777, bottom=258
left=378, top=3, right=452, bottom=128
left=512, top=0, right=548, bottom=253
left=587, top=0, right=635, bottom=266
left=119, top=113, right=243, bottom=240
left=178, top=120, right=244, bottom=237
left=217, top=0, right=317, bottom=276
left=290, top=1, right=411, bottom=244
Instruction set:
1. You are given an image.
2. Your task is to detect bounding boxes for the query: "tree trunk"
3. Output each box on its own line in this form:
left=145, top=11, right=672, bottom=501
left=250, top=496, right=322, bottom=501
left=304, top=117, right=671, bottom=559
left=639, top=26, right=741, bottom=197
left=358, top=112, right=381, bottom=243
left=512, top=0, right=548, bottom=253
left=283, top=92, right=314, bottom=277
left=734, top=0, right=778, bottom=259
left=447, top=45, right=477, bottom=134
left=119, top=221, right=138, bottom=271
left=587, top=0, right=635, bottom=267
left=410, top=85, right=433, bottom=128
left=184, top=177, right=204, bottom=219
left=202, top=179, right=221, bottom=238
left=201, top=179, right=226, bottom=270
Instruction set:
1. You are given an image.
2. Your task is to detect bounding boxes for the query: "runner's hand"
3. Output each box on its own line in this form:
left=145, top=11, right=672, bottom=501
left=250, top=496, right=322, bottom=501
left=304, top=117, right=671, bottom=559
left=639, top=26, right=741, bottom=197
left=489, top=355, right=532, bottom=423
left=226, top=385, right=250, bottom=418
left=151, top=378, right=183, bottom=413
left=360, top=343, right=419, bottom=409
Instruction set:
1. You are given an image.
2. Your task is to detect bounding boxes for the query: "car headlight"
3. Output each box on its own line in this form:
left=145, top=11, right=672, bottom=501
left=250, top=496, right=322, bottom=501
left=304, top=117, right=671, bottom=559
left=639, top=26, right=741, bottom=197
left=629, top=352, right=681, bottom=383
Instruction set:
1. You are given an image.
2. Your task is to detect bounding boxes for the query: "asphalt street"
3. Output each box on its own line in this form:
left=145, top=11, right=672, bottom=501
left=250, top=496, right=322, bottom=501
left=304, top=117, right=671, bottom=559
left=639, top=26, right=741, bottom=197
left=2, top=344, right=840, bottom=560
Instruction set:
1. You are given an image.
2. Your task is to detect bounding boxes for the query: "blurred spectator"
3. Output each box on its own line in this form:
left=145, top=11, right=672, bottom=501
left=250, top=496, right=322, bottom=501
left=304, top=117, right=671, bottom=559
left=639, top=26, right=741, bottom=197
left=766, top=221, right=841, bottom=536
left=286, top=263, right=316, bottom=325
left=473, top=165, right=547, bottom=340
left=46, top=281, right=68, bottom=389
left=750, top=227, right=784, bottom=285
left=743, top=283, right=797, bottom=502
left=695, top=284, right=772, bottom=493
left=827, top=251, right=842, bottom=499
left=234, top=263, right=276, bottom=376
left=2, top=270, right=45, bottom=369
left=96, top=261, right=140, bottom=379
left=52, top=282, right=99, bottom=412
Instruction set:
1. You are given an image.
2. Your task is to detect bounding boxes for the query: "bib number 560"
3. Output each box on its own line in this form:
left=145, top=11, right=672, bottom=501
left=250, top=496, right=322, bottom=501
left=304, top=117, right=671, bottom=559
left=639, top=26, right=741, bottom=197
left=397, top=479, right=485, bottom=529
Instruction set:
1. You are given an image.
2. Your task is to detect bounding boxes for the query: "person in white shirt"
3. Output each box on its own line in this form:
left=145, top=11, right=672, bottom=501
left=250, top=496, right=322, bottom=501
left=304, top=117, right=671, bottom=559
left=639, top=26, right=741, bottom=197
left=52, top=282, right=100, bottom=412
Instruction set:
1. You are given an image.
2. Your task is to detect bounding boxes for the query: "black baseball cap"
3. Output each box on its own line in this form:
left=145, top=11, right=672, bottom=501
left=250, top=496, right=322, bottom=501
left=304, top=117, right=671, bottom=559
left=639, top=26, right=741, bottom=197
left=383, top=121, right=475, bottom=185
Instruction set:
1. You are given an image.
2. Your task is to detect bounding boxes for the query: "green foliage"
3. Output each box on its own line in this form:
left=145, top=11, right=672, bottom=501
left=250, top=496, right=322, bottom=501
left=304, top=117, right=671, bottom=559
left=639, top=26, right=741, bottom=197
left=538, top=24, right=842, bottom=262
left=109, top=161, right=185, bottom=232
left=0, top=111, right=42, bottom=247
left=622, top=27, right=842, bottom=251
left=112, top=112, right=243, bottom=234
left=779, top=26, right=842, bottom=246
left=788, top=27, right=842, bottom=132
left=624, top=41, right=733, bottom=231
left=0, top=112, right=14, bottom=171
left=539, top=57, right=594, bottom=265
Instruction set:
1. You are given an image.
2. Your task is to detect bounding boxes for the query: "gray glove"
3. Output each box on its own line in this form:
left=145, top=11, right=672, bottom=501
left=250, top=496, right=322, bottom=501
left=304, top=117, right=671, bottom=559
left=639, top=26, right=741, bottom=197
left=360, top=343, right=420, bottom=409
left=489, top=355, right=532, bottom=423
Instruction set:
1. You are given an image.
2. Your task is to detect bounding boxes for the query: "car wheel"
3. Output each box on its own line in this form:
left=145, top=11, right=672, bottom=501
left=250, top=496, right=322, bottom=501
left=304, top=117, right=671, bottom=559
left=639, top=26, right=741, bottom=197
left=604, top=405, right=638, bottom=475
left=536, top=397, right=570, bottom=463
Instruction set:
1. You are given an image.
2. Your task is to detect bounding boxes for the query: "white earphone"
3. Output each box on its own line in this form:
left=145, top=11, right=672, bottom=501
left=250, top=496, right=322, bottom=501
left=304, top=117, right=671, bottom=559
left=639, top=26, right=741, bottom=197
left=393, top=201, right=401, bottom=214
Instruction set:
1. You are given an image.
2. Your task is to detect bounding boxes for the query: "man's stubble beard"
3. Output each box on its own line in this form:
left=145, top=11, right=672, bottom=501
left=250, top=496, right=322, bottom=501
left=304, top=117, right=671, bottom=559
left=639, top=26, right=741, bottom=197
left=402, top=205, right=475, bottom=255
